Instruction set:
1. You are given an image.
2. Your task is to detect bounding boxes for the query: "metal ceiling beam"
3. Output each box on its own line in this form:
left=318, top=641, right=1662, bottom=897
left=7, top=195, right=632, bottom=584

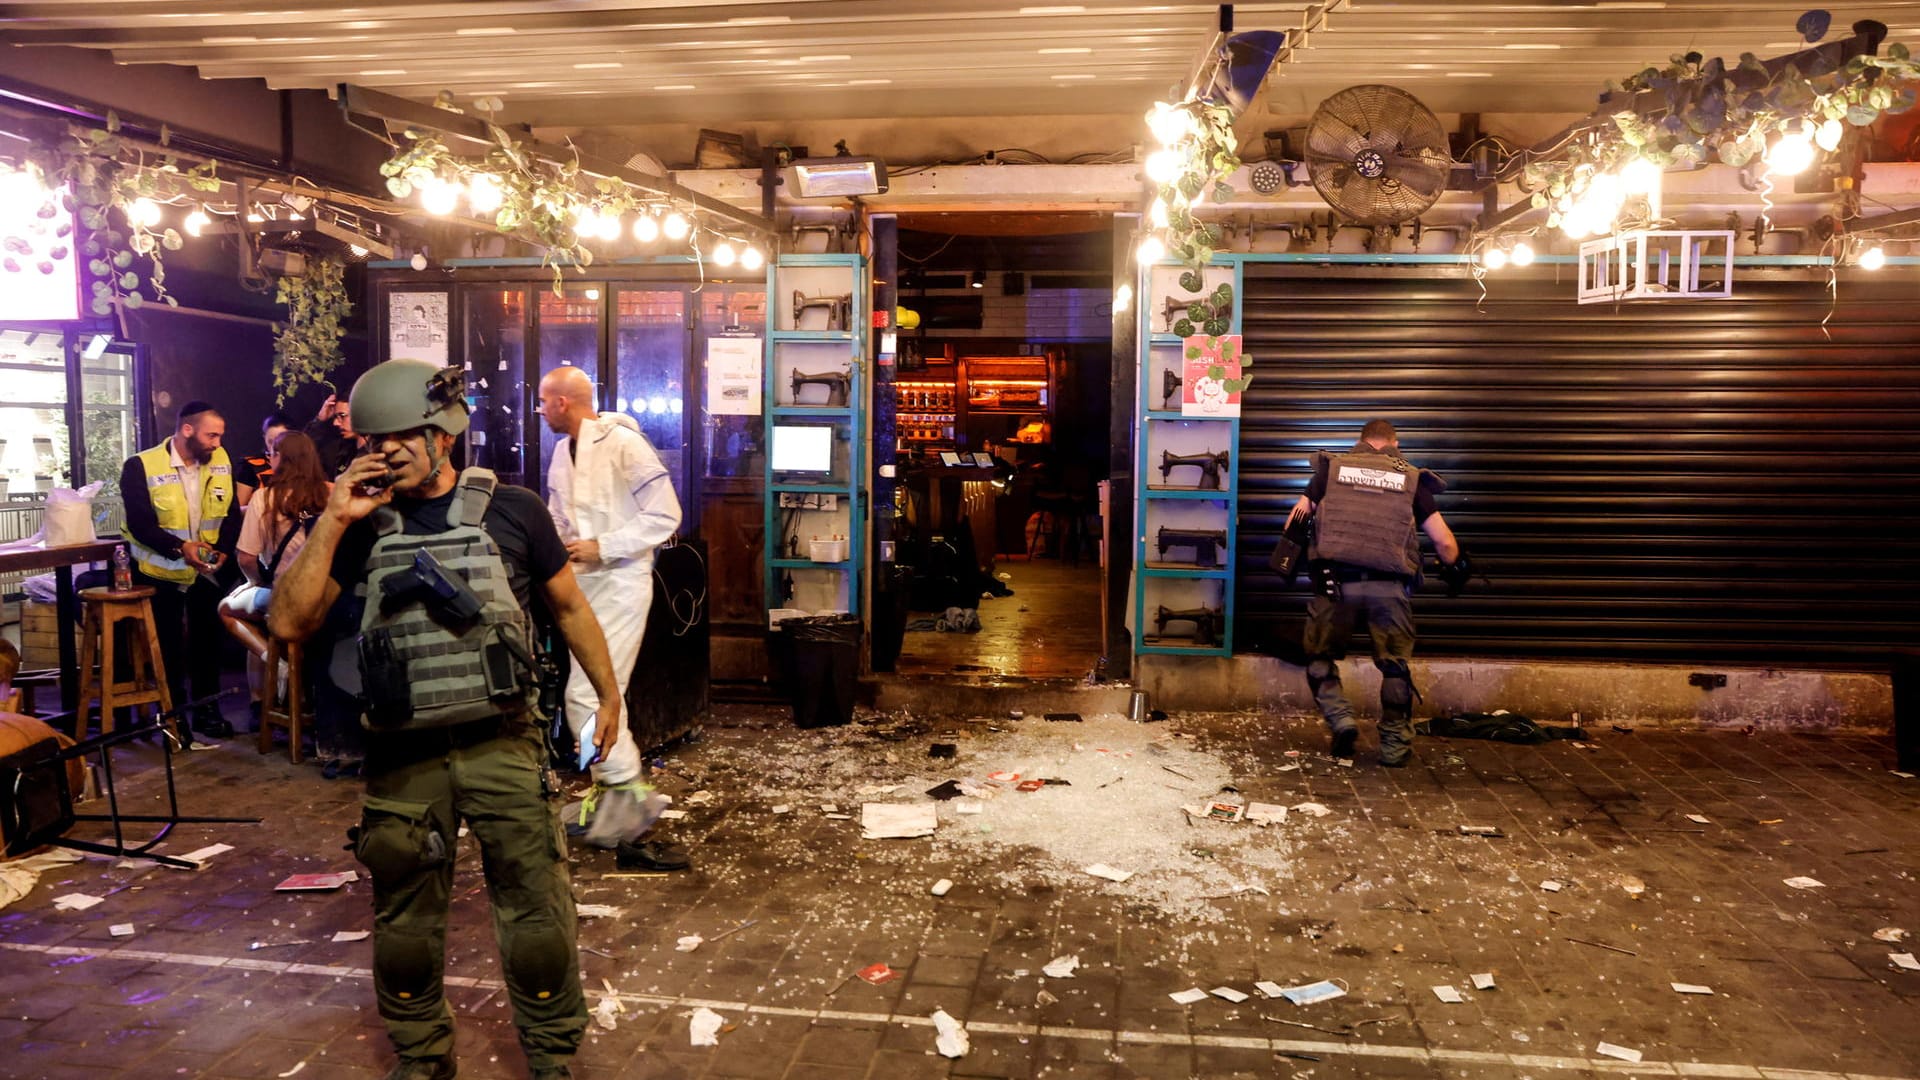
left=338, top=82, right=771, bottom=237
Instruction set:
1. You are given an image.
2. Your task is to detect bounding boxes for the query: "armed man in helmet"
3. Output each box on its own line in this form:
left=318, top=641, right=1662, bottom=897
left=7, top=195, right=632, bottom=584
left=1285, top=419, right=1468, bottom=768
left=269, top=360, right=622, bottom=1080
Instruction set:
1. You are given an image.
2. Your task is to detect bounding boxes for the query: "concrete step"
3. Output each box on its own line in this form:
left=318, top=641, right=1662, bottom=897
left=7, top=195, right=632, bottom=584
left=862, top=674, right=1136, bottom=718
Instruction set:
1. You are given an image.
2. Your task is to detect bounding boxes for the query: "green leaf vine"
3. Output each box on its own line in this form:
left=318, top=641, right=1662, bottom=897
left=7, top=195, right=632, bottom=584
left=273, top=256, right=351, bottom=404
left=12, top=112, right=219, bottom=316
left=1148, top=99, right=1239, bottom=333
left=1183, top=333, right=1252, bottom=396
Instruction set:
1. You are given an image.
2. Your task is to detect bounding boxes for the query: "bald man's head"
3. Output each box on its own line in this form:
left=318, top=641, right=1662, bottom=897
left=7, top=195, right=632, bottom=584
left=539, top=364, right=599, bottom=435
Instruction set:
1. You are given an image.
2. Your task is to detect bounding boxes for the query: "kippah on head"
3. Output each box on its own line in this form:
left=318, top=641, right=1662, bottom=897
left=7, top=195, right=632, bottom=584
left=178, top=401, right=218, bottom=427
left=1360, top=418, right=1397, bottom=443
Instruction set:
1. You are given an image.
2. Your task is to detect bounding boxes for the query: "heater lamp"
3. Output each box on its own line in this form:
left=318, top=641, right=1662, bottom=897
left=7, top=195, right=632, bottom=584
left=791, top=156, right=889, bottom=197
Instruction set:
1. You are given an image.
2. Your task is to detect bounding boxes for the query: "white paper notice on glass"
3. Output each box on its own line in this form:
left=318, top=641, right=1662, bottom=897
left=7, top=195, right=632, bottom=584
left=388, top=292, right=449, bottom=365
left=706, top=336, right=763, bottom=416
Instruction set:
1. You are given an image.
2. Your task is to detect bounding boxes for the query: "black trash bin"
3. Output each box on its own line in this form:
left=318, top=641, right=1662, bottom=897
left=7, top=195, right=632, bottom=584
left=779, top=614, right=862, bottom=729
left=871, top=565, right=912, bottom=673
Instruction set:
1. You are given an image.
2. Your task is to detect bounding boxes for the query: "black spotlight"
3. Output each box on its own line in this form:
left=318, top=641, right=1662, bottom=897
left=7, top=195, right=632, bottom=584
left=969, top=270, right=985, bottom=289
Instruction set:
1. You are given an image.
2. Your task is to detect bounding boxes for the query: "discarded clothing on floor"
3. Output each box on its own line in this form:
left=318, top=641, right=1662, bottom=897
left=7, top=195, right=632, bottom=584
left=1416, top=711, right=1587, bottom=744
left=906, top=607, right=982, bottom=633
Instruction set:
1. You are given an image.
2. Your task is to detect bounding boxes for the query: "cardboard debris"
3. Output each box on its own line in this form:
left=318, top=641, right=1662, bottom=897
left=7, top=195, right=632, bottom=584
left=53, top=893, right=104, bottom=911
left=1290, top=803, right=1331, bottom=818
left=1169, top=988, right=1210, bottom=1005
left=1211, top=986, right=1249, bottom=1003
left=931, top=1008, right=970, bottom=1058
left=675, top=934, right=703, bottom=953
left=931, top=879, right=954, bottom=897
left=861, top=802, right=938, bottom=839
left=1084, top=863, right=1134, bottom=883
left=109, top=923, right=135, bottom=937
left=1432, top=984, right=1464, bottom=1003
left=1671, top=982, right=1714, bottom=995
left=1471, top=973, right=1496, bottom=991
left=688, top=1007, right=725, bottom=1046
left=1276, top=980, right=1346, bottom=1005
left=1042, top=954, right=1079, bottom=978
left=1541, top=880, right=1564, bottom=892
left=857, top=963, right=899, bottom=985
left=1891, top=953, right=1920, bottom=972
left=1783, top=876, right=1826, bottom=890
left=275, top=871, right=358, bottom=892
left=331, top=930, right=371, bottom=943
left=1873, top=927, right=1909, bottom=943
left=1596, top=1041, right=1643, bottom=1063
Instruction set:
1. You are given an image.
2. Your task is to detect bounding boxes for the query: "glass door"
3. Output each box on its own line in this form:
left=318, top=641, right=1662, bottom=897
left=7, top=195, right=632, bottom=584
left=463, top=287, right=532, bottom=490
left=535, top=285, right=605, bottom=496
left=611, top=286, right=691, bottom=517
left=79, top=341, right=140, bottom=532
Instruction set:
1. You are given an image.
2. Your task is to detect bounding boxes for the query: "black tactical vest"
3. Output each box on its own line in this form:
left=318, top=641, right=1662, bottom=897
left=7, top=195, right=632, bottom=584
left=1308, top=444, right=1423, bottom=577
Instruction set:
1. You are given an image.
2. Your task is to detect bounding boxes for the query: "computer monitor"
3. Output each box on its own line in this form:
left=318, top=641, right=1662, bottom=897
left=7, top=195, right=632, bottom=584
left=771, top=424, right=833, bottom=474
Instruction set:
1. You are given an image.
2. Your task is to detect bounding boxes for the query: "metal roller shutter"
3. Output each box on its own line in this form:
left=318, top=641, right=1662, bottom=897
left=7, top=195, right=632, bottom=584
left=1234, top=266, right=1920, bottom=665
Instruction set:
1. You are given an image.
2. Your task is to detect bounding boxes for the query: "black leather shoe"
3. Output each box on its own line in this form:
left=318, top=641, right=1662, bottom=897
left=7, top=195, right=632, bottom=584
left=1330, top=727, right=1358, bottom=760
left=382, top=1057, right=456, bottom=1080
left=615, top=839, right=691, bottom=871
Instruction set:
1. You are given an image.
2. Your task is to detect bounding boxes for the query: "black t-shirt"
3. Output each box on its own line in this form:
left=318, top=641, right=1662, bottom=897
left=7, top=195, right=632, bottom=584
left=232, top=455, right=260, bottom=490
left=328, top=482, right=568, bottom=613
left=1305, top=453, right=1442, bottom=524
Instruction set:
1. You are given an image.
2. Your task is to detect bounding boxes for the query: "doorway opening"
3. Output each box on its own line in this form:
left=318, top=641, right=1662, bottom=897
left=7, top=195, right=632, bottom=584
left=882, top=214, right=1114, bottom=681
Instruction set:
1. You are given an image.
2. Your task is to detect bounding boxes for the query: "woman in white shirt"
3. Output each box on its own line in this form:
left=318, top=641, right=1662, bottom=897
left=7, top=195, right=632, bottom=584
left=219, top=430, right=332, bottom=658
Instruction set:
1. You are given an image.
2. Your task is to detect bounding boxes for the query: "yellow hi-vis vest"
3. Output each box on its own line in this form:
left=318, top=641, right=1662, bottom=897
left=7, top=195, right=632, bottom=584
left=122, top=441, right=234, bottom=584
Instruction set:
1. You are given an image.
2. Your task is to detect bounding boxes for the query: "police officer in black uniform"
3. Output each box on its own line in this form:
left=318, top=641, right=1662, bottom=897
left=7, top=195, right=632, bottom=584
left=1287, top=419, right=1465, bottom=767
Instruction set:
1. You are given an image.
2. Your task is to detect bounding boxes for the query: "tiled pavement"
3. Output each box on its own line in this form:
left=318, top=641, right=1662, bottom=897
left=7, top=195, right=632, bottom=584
left=1, top=705, right=1917, bottom=1080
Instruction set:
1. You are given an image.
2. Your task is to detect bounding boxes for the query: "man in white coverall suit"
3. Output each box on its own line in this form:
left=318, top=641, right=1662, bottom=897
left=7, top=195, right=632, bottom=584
left=539, top=365, right=689, bottom=871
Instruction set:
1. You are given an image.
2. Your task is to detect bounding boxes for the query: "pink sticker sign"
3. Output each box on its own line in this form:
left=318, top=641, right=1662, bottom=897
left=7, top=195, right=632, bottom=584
left=1180, top=334, right=1250, bottom=417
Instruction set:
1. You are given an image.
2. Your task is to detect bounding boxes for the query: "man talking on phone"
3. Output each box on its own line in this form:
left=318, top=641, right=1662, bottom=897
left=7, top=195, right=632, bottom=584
left=270, top=360, right=621, bottom=1080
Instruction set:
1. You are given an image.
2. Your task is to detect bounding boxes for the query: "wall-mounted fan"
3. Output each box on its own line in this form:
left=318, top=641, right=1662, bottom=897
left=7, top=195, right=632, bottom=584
left=1305, top=85, right=1453, bottom=226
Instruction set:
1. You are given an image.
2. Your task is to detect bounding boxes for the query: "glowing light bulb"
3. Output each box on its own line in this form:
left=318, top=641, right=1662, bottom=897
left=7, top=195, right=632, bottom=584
left=1144, top=149, right=1180, bottom=185
left=1146, top=102, right=1190, bottom=147
left=1149, top=197, right=1170, bottom=228
left=466, top=173, right=503, bottom=215
left=1859, top=244, right=1887, bottom=271
left=349, top=244, right=369, bottom=258
left=711, top=240, right=736, bottom=266
left=632, top=213, right=660, bottom=242
left=183, top=209, right=211, bottom=237
left=1509, top=240, right=1536, bottom=267
left=1482, top=246, right=1508, bottom=270
left=662, top=211, right=690, bottom=240
left=1621, top=157, right=1662, bottom=196
left=595, top=212, right=622, bottom=241
left=1586, top=171, right=1623, bottom=213
left=1135, top=233, right=1166, bottom=266
left=740, top=245, right=765, bottom=271
left=130, top=198, right=163, bottom=227
left=1766, top=123, right=1816, bottom=176
left=421, top=179, right=459, bottom=216
left=648, top=395, right=668, bottom=414
left=1114, top=282, right=1133, bottom=311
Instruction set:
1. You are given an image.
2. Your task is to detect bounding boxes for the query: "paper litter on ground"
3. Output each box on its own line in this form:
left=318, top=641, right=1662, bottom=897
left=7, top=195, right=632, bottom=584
left=1042, top=954, right=1078, bottom=978
left=109, top=923, right=135, bottom=937
left=931, top=1008, right=969, bottom=1058
left=857, top=963, right=898, bottom=984
left=688, top=1007, right=725, bottom=1046
left=1783, top=876, right=1825, bottom=889
left=1290, top=802, right=1331, bottom=818
left=675, top=934, right=703, bottom=952
left=1873, top=927, right=1909, bottom=943
left=275, top=871, right=358, bottom=891
left=1083, top=863, right=1133, bottom=883
left=930, top=878, right=953, bottom=897
left=770, top=804, right=792, bottom=815
left=575, top=904, right=623, bottom=918
left=1671, top=982, right=1714, bottom=995
left=167, top=843, right=235, bottom=869
left=1211, top=986, right=1249, bottom=1003
left=331, top=930, right=371, bottom=943
left=1432, top=984, right=1464, bottom=1003
left=53, top=893, right=104, bottom=911
left=1541, top=880, right=1563, bottom=892
left=1169, top=988, right=1209, bottom=1005
left=1596, top=1041, right=1643, bottom=1063
left=1685, top=813, right=1711, bottom=824
left=1245, top=802, right=1288, bottom=825
left=1254, top=980, right=1286, bottom=999
left=1892, top=953, right=1920, bottom=971
left=0, top=848, right=82, bottom=911
left=657, top=809, right=689, bottom=820
left=1471, top=973, right=1496, bottom=991
left=861, top=802, right=937, bottom=839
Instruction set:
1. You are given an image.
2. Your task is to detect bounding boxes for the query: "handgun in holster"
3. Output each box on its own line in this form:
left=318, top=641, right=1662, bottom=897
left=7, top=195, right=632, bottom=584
left=379, top=547, right=485, bottom=626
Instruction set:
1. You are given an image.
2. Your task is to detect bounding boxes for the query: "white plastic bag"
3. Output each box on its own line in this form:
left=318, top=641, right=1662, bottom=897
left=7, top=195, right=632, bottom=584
left=43, top=482, right=103, bottom=547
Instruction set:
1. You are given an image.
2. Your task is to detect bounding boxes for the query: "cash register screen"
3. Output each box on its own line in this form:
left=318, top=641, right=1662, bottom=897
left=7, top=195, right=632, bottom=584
left=771, top=424, right=833, bottom=474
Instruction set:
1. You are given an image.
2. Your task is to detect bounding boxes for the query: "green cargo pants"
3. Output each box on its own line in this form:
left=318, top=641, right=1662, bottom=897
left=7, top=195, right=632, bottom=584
left=353, top=714, right=586, bottom=1071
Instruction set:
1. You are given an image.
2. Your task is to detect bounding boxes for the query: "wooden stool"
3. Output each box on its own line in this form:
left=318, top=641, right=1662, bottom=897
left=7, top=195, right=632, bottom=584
left=76, top=586, right=172, bottom=738
left=257, top=636, right=313, bottom=763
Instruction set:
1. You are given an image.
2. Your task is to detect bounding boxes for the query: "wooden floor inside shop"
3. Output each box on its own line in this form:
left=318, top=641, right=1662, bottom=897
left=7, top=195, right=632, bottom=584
left=893, top=559, right=1103, bottom=680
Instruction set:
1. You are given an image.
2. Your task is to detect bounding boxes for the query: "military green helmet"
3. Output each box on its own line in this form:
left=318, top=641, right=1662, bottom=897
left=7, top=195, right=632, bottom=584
left=349, top=359, right=470, bottom=437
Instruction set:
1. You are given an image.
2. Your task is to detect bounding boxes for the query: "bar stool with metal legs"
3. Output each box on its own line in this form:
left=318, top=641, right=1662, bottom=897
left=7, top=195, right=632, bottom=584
left=257, top=635, right=313, bottom=763
left=75, top=586, right=173, bottom=738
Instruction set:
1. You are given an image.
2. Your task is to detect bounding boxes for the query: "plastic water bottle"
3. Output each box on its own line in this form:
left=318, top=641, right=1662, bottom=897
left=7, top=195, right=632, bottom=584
left=111, top=544, right=132, bottom=592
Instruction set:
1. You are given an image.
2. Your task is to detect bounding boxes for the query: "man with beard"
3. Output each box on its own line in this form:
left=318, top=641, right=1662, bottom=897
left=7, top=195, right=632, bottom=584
left=119, top=400, right=245, bottom=742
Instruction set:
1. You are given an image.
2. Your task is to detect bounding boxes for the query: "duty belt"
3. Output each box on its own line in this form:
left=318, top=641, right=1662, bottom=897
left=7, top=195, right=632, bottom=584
left=1331, top=565, right=1410, bottom=584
